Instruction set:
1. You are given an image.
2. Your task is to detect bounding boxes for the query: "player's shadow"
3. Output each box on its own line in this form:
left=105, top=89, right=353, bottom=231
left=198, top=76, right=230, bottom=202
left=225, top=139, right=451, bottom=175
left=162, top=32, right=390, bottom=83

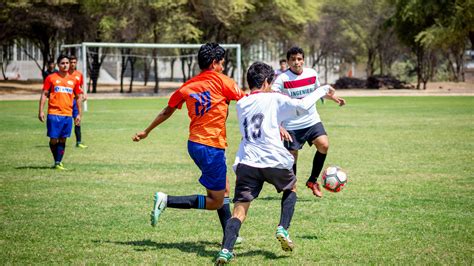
left=98, top=239, right=285, bottom=260
left=15, top=165, right=53, bottom=170
left=259, top=195, right=312, bottom=202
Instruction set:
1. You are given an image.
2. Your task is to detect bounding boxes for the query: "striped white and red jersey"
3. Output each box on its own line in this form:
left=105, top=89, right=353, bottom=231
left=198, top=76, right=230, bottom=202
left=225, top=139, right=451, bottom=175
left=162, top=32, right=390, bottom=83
left=233, top=86, right=329, bottom=170
left=271, top=67, right=321, bottom=130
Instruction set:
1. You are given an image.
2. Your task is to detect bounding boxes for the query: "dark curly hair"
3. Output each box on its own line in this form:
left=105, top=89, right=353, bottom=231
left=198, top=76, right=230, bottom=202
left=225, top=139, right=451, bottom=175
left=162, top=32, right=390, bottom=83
left=198, top=43, right=226, bottom=70
left=247, top=62, right=274, bottom=89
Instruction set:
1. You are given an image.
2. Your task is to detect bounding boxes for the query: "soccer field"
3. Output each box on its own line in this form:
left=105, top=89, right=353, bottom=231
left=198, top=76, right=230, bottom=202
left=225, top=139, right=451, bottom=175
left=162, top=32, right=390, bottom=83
left=1, top=96, right=473, bottom=264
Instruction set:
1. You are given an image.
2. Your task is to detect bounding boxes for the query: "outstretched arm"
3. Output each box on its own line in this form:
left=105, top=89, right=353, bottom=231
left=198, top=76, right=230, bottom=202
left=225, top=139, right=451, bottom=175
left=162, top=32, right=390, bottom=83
left=324, top=89, right=346, bottom=106
left=132, top=106, right=177, bottom=142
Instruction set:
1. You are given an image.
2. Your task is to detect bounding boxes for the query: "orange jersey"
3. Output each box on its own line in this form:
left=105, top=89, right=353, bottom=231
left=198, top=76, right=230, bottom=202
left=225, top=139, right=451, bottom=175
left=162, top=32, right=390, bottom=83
left=69, top=70, right=84, bottom=88
left=168, top=70, right=244, bottom=149
left=43, top=72, right=82, bottom=116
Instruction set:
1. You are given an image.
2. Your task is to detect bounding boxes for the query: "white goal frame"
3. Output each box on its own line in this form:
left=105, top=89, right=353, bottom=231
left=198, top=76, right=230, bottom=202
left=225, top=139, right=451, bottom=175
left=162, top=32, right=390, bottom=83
left=61, top=42, right=242, bottom=111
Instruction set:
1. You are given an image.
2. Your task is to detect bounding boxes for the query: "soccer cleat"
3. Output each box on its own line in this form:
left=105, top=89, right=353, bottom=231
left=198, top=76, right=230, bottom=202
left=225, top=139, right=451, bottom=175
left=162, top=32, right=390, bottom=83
left=306, top=181, right=323, bottom=198
left=151, top=192, right=167, bottom=227
left=215, top=249, right=234, bottom=265
left=275, top=226, right=294, bottom=252
left=76, top=143, right=88, bottom=149
left=53, top=162, right=67, bottom=170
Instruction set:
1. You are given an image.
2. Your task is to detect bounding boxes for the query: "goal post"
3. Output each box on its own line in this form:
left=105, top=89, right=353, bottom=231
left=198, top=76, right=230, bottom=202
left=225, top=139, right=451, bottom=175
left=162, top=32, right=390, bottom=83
left=61, top=42, right=242, bottom=111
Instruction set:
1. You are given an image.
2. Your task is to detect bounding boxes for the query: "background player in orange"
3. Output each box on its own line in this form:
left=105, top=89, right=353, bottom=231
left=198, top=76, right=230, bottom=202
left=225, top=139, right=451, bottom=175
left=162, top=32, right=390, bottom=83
left=132, top=43, right=244, bottom=239
left=38, top=54, right=83, bottom=170
left=68, top=55, right=88, bottom=148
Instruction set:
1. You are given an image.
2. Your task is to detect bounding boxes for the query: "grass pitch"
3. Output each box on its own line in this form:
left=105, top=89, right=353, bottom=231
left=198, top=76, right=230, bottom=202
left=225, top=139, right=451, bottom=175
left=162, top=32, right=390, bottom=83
left=1, top=96, right=473, bottom=264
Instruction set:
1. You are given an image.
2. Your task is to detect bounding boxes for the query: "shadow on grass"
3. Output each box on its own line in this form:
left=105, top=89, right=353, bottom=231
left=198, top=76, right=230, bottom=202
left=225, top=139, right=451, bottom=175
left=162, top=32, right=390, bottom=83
left=15, top=165, right=53, bottom=170
left=298, top=235, right=319, bottom=240
left=259, top=195, right=312, bottom=202
left=97, top=239, right=286, bottom=260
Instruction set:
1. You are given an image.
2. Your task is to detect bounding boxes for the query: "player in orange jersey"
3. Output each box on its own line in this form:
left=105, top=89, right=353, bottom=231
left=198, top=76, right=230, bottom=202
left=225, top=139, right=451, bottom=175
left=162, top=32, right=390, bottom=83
left=68, top=55, right=88, bottom=148
left=133, top=43, right=244, bottom=240
left=38, top=54, right=83, bottom=170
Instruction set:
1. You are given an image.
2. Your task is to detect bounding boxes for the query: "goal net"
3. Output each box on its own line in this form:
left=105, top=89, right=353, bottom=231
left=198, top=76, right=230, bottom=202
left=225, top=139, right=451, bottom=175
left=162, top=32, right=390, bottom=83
left=61, top=42, right=242, bottom=97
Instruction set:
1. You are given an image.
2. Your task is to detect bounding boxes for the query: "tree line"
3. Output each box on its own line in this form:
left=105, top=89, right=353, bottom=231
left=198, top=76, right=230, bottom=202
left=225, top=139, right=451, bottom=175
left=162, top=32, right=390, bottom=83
left=1, top=0, right=472, bottom=91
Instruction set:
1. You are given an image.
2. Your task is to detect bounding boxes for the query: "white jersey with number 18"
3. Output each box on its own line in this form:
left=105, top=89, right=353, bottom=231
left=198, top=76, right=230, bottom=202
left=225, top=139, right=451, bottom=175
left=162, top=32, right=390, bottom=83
left=233, top=86, right=329, bottom=171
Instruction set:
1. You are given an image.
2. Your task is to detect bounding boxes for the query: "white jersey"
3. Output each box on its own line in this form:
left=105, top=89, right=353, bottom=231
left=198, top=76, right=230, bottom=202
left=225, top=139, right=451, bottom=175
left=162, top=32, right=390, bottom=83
left=234, top=86, right=329, bottom=170
left=271, top=67, right=321, bottom=130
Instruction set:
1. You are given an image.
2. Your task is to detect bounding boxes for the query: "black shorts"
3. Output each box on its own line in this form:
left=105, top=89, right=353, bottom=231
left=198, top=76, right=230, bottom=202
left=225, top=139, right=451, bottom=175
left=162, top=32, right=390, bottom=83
left=284, top=122, right=327, bottom=151
left=233, top=163, right=297, bottom=203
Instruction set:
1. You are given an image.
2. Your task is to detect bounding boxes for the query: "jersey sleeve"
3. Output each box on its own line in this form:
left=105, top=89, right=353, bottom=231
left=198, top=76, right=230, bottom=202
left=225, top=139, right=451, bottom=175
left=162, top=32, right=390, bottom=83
left=271, top=75, right=284, bottom=92
left=168, top=88, right=185, bottom=109
left=221, top=77, right=244, bottom=101
left=276, top=85, right=330, bottom=122
left=42, top=76, right=53, bottom=92
left=73, top=79, right=83, bottom=95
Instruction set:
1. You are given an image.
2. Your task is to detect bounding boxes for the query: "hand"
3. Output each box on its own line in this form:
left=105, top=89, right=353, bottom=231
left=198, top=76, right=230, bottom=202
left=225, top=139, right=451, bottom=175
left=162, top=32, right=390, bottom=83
left=133, top=131, right=148, bottom=142
left=83, top=94, right=88, bottom=101
left=38, top=111, right=45, bottom=122
left=333, top=96, right=346, bottom=106
left=279, top=126, right=293, bottom=142
left=326, top=86, right=336, bottom=97
left=74, top=115, right=81, bottom=126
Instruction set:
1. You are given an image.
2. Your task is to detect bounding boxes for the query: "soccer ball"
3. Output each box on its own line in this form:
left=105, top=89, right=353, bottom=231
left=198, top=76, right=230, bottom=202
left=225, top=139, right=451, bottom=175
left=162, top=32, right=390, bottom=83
left=321, top=166, right=347, bottom=192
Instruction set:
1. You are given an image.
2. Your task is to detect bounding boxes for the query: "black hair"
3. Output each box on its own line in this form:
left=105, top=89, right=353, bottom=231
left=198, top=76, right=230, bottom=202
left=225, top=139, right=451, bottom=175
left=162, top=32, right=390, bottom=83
left=279, top=59, right=287, bottom=64
left=198, top=43, right=226, bottom=70
left=56, top=54, right=69, bottom=64
left=247, top=62, right=274, bottom=89
left=286, top=46, right=304, bottom=60
left=68, top=55, right=77, bottom=61
left=47, top=60, right=55, bottom=65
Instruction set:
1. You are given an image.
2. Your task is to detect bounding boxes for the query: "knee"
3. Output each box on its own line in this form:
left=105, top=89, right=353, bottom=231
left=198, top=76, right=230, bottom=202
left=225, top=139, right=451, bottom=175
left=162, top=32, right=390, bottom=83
left=317, top=142, right=329, bottom=153
left=50, top=138, right=58, bottom=145
left=206, top=198, right=224, bottom=210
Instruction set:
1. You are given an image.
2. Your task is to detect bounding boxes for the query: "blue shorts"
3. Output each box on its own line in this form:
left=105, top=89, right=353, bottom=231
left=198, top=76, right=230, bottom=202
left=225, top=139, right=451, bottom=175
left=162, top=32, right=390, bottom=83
left=47, top=114, right=73, bottom=138
left=187, top=140, right=227, bottom=191
left=72, top=99, right=79, bottom=118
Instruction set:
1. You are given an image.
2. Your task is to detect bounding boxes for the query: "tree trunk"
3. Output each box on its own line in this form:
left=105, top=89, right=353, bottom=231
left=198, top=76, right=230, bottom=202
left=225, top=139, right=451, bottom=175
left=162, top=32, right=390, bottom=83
left=129, top=57, right=136, bottom=93
left=120, top=49, right=128, bottom=93
left=170, top=59, right=176, bottom=81
left=153, top=50, right=159, bottom=93
left=181, top=57, right=187, bottom=82
left=144, top=57, right=149, bottom=86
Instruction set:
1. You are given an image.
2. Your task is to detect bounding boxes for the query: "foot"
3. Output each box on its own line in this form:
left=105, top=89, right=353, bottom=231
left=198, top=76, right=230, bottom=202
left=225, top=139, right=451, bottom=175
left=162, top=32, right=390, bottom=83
left=215, top=249, right=234, bottom=265
left=275, top=226, right=294, bottom=252
left=76, top=143, right=88, bottom=148
left=151, top=192, right=167, bottom=227
left=53, top=162, right=67, bottom=170
left=235, top=236, right=243, bottom=245
left=306, top=181, right=323, bottom=198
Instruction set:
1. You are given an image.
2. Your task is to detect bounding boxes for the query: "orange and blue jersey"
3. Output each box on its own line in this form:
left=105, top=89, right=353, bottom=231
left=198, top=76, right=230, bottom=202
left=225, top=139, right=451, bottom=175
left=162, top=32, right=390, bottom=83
left=168, top=70, right=244, bottom=149
left=69, top=70, right=84, bottom=88
left=43, top=72, right=82, bottom=117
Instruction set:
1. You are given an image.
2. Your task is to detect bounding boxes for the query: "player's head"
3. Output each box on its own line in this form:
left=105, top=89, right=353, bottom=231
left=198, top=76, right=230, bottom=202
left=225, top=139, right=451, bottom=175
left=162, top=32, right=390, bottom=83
left=47, top=60, right=55, bottom=70
left=198, top=43, right=226, bottom=72
left=56, top=54, right=70, bottom=73
left=68, top=55, right=77, bottom=71
left=279, top=59, right=287, bottom=70
left=247, top=62, right=274, bottom=91
left=286, top=46, right=304, bottom=74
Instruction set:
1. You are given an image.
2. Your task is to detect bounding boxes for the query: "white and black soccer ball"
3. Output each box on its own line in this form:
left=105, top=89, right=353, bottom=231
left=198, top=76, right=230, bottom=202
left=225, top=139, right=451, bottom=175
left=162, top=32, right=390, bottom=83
left=321, top=166, right=347, bottom=193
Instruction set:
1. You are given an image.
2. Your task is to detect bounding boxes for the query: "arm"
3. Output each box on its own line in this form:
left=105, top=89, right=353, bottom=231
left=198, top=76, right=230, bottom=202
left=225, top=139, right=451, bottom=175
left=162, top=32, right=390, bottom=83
left=132, top=105, right=177, bottom=142
left=324, top=89, right=346, bottom=106
left=38, top=90, right=48, bottom=122
left=299, top=85, right=333, bottom=110
left=74, top=93, right=83, bottom=126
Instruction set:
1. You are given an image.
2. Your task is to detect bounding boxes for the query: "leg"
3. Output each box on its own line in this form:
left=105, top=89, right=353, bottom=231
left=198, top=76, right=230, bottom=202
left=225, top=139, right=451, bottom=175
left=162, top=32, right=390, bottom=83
left=49, top=138, right=59, bottom=165
left=306, top=135, right=329, bottom=198
left=289, top=150, right=298, bottom=176
left=217, top=177, right=232, bottom=234
left=56, top=137, right=67, bottom=164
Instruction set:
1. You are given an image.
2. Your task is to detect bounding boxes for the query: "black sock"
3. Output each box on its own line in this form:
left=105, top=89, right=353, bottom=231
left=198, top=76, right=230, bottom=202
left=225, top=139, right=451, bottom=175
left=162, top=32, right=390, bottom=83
left=308, top=151, right=327, bottom=183
left=217, top=197, right=231, bottom=233
left=167, top=195, right=206, bottom=209
left=56, top=142, right=66, bottom=163
left=279, top=190, right=297, bottom=230
left=292, top=163, right=297, bottom=176
left=75, top=125, right=82, bottom=144
left=49, top=142, right=58, bottom=163
left=222, top=217, right=242, bottom=252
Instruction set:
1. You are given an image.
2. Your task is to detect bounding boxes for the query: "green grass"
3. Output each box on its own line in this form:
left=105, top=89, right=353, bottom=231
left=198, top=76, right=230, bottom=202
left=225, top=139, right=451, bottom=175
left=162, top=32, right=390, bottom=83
left=1, top=96, right=473, bottom=264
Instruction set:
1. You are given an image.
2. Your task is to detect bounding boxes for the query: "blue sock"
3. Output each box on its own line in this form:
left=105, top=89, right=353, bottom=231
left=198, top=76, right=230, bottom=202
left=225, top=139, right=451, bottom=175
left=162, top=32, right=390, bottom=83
left=167, top=195, right=206, bottom=209
left=222, top=217, right=242, bottom=252
left=56, top=142, right=66, bottom=163
left=279, top=190, right=297, bottom=229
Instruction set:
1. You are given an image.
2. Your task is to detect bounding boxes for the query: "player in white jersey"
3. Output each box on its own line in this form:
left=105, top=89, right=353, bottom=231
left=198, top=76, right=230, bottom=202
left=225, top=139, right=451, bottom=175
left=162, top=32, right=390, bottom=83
left=271, top=46, right=346, bottom=198
left=215, top=62, right=335, bottom=264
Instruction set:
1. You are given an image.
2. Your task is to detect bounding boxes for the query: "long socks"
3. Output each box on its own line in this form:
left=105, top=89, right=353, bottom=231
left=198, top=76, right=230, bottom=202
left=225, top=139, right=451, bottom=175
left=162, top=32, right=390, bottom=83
left=56, top=142, right=66, bottom=163
left=74, top=125, right=82, bottom=144
left=222, top=217, right=242, bottom=251
left=279, top=190, right=297, bottom=230
left=217, top=197, right=231, bottom=233
left=49, top=142, right=58, bottom=163
left=308, top=151, right=326, bottom=183
left=167, top=195, right=206, bottom=209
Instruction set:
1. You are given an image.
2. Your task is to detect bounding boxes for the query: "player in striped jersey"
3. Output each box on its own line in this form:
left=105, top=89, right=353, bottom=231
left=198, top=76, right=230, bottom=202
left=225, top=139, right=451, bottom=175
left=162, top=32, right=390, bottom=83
left=215, top=62, right=335, bottom=264
left=271, top=46, right=346, bottom=198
